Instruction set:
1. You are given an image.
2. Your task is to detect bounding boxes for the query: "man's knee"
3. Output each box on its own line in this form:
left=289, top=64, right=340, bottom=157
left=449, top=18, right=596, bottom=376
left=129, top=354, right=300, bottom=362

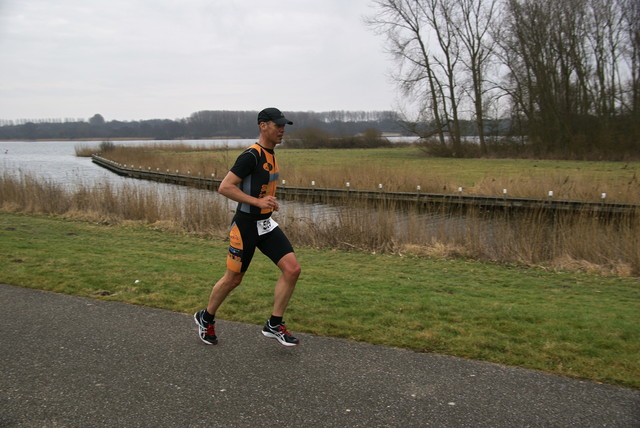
left=287, top=262, right=301, bottom=279
left=223, top=270, right=244, bottom=288
left=279, top=254, right=301, bottom=279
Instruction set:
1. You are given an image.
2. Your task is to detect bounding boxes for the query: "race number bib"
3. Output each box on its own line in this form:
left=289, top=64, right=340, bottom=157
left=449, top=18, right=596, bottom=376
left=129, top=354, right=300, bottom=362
left=257, top=217, right=278, bottom=236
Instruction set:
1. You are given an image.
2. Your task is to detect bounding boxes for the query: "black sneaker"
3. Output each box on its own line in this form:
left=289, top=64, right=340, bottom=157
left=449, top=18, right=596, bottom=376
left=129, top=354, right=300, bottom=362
left=261, top=321, right=299, bottom=346
left=194, top=310, right=218, bottom=345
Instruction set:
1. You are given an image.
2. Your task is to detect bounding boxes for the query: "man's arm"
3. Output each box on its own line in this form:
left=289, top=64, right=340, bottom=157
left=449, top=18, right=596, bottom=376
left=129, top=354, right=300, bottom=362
left=218, top=171, right=279, bottom=211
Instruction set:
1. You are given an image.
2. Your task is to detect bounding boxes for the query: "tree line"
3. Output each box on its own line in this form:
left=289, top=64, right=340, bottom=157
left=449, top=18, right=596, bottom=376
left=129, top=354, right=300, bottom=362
left=368, top=0, right=639, bottom=159
left=0, top=110, right=406, bottom=141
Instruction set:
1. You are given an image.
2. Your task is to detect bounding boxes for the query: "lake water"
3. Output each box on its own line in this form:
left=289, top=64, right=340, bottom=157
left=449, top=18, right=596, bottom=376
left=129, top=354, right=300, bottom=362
left=0, top=139, right=253, bottom=188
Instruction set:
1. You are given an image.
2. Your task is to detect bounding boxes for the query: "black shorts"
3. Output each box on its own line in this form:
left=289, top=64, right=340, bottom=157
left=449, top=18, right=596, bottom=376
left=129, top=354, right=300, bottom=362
left=226, top=214, right=294, bottom=273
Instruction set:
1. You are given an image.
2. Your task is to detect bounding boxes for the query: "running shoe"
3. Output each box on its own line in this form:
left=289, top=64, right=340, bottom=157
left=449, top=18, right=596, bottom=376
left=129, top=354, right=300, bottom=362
left=261, top=321, right=299, bottom=346
left=194, top=310, right=218, bottom=345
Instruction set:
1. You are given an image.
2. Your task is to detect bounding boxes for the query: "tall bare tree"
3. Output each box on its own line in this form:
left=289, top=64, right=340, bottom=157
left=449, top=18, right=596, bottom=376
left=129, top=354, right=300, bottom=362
left=367, top=0, right=448, bottom=147
left=452, top=0, right=498, bottom=155
left=425, top=0, right=464, bottom=156
left=621, top=0, right=640, bottom=117
left=587, top=0, right=625, bottom=120
left=497, top=0, right=588, bottom=152
left=369, top=0, right=499, bottom=157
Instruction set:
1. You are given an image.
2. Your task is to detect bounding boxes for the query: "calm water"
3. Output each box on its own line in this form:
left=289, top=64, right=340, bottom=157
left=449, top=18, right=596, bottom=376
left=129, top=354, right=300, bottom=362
left=0, top=139, right=252, bottom=188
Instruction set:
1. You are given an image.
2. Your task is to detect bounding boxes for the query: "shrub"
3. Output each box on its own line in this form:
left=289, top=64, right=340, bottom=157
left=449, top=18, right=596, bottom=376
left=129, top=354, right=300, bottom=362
left=99, top=140, right=116, bottom=153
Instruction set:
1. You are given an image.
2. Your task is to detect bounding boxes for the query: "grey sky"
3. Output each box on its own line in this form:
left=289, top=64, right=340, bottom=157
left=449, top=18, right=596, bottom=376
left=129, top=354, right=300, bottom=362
left=0, top=0, right=399, bottom=122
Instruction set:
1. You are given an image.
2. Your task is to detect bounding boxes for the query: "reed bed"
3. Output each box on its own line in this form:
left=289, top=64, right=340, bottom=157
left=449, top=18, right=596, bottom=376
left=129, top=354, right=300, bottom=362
left=0, top=172, right=230, bottom=236
left=78, top=143, right=640, bottom=203
left=2, top=171, right=638, bottom=276
left=77, top=142, right=235, bottom=180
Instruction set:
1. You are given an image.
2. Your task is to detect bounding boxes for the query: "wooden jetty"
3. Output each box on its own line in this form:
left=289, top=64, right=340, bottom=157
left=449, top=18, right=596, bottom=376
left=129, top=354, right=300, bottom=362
left=92, top=155, right=638, bottom=216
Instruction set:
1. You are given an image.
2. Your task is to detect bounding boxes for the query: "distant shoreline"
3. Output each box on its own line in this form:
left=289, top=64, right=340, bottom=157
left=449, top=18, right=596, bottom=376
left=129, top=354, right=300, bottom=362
left=0, top=136, right=245, bottom=142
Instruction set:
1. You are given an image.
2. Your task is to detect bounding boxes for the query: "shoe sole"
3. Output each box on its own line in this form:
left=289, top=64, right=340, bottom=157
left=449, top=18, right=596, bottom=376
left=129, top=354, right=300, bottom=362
left=194, top=313, right=218, bottom=345
left=261, top=330, right=299, bottom=347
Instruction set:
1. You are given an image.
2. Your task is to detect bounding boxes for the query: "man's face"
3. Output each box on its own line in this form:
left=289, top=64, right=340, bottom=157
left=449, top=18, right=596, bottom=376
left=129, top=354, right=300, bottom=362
left=261, top=121, right=286, bottom=146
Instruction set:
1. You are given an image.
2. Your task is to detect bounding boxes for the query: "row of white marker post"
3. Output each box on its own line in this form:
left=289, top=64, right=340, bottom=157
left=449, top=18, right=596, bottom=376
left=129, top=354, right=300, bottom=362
left=125, top=165, right=609, bottom=201
left=283, top=179, right=609, bottom=201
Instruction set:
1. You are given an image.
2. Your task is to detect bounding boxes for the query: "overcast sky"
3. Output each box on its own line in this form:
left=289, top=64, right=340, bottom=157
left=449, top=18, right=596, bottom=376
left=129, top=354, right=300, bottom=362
left=0, top=0, right=400, bottom=122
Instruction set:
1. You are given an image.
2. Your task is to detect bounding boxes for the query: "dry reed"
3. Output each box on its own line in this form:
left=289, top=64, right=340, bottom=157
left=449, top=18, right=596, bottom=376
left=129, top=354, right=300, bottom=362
left=0, top=172, right=230, bottom=236
left=78, top=144, right=640, bottom=203
left=77, top=143, right=235, bottom=180
left=2, top=171, right=638, bottom=276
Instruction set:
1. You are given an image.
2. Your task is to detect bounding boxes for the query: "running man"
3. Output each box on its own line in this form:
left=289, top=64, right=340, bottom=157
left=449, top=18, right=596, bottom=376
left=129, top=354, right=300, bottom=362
left=194, top=108, right=301, bottom=346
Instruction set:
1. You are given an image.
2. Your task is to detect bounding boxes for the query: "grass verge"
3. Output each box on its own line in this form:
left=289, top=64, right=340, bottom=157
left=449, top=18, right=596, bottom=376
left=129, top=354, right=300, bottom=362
left=1, top=212, right=638, bottom=389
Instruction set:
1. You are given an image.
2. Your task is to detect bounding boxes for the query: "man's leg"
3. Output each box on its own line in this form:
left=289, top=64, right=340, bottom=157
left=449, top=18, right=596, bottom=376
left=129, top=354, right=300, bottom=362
left=207, top=269, right=244, bottom=316
left=194, top=269, right=245, bottom=345
left=272, top=252, right=301, bottom=317
left=262, top=252, right=301, bottom=346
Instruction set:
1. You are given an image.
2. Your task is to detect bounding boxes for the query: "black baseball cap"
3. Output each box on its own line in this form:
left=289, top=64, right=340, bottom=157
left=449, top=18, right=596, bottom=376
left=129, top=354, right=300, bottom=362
left=257, top=107, right=293, bottom=125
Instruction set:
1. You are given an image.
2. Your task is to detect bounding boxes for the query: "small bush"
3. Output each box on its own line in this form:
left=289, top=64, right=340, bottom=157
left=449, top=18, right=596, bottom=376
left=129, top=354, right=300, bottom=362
left=99, top=141, right=116, bottom=153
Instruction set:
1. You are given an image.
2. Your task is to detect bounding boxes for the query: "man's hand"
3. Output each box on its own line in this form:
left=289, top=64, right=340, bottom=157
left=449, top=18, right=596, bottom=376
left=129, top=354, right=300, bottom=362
left=218, top=171, right=280, bottom=211
left=258, top=195, right=280, bottom=211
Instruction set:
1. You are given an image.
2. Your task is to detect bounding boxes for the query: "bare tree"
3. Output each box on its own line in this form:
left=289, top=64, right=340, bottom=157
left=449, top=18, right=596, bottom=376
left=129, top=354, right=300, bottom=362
left=586, top=0, right=625, bottom=120
left=496, top=0, right=589, bottom=152
left=369, top=0, right=500, bottom=157
left=620, top=0, right=640, bottom=116
left=367, top=0, right=449, bottom=148
left=452, top=0, right=498, bottom=155
left=495, top=0, right=639, bottom=155
left=425, top=0, right=465, bottom=156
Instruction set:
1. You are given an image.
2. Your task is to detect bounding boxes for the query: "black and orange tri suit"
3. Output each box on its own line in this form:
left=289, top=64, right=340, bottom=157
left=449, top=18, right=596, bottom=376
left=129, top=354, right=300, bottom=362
left=226, top=143, right=293, bottom=273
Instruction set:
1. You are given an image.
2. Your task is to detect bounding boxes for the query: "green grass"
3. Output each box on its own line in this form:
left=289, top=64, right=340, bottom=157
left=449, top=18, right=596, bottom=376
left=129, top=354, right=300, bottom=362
left=1, top=211, right=639, bottom=388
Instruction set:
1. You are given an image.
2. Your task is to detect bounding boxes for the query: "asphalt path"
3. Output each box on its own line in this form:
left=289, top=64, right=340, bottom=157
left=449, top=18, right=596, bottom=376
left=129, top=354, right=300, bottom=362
left=1, top=283, right=638, bottom=427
